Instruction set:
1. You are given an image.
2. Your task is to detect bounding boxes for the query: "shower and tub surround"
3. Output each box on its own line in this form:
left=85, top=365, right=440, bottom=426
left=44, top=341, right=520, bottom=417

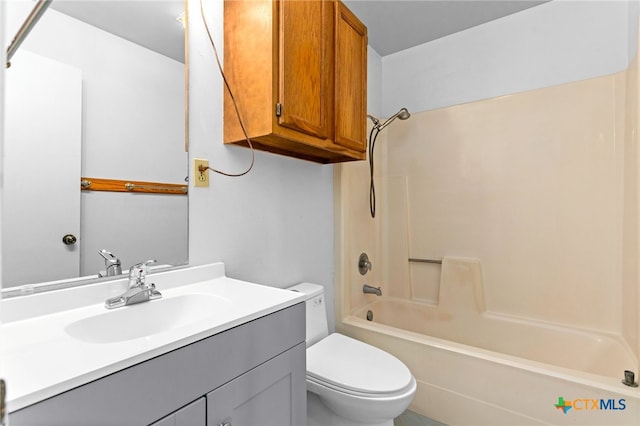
left=340, top=256, right=640, bottom=425
left=355, top=257, right=636, bottom=379
left=335, top=42, right=640, bottom=426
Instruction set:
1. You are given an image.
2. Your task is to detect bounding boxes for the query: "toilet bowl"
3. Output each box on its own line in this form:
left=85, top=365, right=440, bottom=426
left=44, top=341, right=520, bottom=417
left=287, top=283, right=416, bottom=426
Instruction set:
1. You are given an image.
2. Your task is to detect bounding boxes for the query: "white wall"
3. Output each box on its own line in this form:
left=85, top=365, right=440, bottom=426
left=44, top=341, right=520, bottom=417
left=187, top=0, right=335, bottom=327
left=629, top=0, right=640, bottom=60
left=367, top=46, right=382, bottom=117
left=382, top=0, right=634, bottom=115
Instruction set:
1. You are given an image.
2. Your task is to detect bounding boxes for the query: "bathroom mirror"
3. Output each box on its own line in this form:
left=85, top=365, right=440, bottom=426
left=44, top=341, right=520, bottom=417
left=2, top=0, right=188, bottom=290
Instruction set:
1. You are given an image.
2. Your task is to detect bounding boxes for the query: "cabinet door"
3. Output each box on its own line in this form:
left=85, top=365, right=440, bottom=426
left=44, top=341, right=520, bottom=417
left=277, top=0, right=333, bottom=140
left=151, top=398, right=206, bottom=426
left=334, top=1, right=367, bottom=152
left=207, top=343, right=306, bottom=426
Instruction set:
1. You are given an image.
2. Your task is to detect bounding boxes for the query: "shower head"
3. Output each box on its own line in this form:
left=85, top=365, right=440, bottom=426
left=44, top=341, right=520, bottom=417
left=396, top=108, right=411, bottom=120
left=374, top=108, right=411, bottom=131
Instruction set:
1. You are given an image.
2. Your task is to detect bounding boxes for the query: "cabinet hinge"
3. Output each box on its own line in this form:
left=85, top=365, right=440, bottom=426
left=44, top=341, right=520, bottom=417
left=275, top=103, right=282, bottom=117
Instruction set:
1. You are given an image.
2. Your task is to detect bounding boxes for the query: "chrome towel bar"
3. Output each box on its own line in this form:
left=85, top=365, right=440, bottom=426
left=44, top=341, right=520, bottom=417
left=408, top=258, right=442, bottom=265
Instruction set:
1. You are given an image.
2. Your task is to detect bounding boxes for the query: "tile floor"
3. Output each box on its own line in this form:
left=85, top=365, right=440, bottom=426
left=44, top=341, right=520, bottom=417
left=394, top=410, right=447, bottom=426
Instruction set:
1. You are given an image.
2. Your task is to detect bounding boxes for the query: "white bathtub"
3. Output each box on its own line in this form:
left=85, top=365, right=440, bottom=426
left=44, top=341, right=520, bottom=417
left=340, top=299, right=640, bottom=425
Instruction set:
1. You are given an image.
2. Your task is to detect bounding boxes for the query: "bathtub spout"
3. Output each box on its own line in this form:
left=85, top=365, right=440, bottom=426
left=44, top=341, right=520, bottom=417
left=363, top=284, right=382, bottom=296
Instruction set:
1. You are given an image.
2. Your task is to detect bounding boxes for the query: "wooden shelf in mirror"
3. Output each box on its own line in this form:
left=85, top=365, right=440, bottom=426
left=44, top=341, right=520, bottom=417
left=80, top=177, right=188, bottom=195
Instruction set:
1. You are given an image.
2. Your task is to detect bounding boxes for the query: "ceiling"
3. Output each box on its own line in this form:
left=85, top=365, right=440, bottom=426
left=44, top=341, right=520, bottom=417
left=48, top=0, right=550, bottom=63
left=343, top=0, right=549, bottom=56
left=50, top=1, right=185, bottom=63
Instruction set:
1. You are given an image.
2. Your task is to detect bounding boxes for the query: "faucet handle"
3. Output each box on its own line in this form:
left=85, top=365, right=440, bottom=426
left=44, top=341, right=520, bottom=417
left=99, top=249, right=121, bottom=267
left=98, top=249, right=118, bottom=263
left=129, top=259, right=157, bottom=278
left=98, top=249, right=122, bottom=277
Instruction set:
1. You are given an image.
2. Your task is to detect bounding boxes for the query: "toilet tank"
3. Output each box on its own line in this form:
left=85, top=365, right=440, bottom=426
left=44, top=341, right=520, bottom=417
left=287, top=282, right=329, bottom=347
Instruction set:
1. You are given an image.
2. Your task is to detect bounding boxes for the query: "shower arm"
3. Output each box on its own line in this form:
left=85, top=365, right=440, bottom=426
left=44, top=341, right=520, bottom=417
left=366, top=114, right=380, bottom=128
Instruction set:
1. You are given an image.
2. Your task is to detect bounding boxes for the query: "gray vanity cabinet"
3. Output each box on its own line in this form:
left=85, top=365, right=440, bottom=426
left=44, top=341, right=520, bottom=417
left=151, top=398, right=206, bottom=426
left=10, top=303, right=306, bottom=426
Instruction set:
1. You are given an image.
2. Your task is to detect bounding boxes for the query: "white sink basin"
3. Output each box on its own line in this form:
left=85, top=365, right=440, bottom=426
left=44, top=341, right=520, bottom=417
left=65, top=293, right=231, bottom=344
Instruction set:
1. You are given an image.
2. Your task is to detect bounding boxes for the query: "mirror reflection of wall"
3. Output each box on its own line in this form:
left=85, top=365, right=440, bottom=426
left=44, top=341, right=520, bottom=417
left=2, top=1, right=188, bottom=288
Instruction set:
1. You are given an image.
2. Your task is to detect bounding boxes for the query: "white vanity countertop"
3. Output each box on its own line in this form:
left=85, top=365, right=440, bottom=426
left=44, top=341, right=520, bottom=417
left=1, top=263, right=306, bottom=412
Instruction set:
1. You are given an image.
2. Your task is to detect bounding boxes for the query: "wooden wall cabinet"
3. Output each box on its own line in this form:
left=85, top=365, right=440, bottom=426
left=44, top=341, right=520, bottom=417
left=224, top=0, right=367, bottom=163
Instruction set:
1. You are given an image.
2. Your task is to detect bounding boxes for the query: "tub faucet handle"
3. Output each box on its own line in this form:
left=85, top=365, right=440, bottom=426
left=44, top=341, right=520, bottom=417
left=358, top=253, right=372, bottom=275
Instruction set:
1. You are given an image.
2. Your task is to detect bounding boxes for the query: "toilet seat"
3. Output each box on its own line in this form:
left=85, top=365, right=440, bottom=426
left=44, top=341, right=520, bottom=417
left=307, top=333, right=413, bottom=396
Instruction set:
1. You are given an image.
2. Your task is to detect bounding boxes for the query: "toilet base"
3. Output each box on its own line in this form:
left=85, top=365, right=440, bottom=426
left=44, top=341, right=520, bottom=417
left=307, top=392, right=393, bottom=426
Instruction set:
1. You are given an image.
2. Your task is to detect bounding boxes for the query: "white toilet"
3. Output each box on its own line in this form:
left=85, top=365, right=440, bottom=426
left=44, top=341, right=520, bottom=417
left=288, top=283, right=416, bottom=426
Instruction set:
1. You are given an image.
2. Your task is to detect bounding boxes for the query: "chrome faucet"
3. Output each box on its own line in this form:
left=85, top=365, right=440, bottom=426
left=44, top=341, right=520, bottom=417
left=104, top=259, right=162, bottom=309
left=98, top=249, right=122, bottom=277
left=363, top=284, right=382, bottom=296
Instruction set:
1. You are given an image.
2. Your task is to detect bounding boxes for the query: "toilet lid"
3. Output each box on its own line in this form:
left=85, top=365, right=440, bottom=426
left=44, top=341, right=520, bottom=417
left=306, top=333, right=413, bottom=395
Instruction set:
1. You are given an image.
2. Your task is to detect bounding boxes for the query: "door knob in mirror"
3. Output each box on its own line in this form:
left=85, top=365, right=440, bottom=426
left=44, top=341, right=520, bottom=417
left=62, top=234, right=77, bottom=245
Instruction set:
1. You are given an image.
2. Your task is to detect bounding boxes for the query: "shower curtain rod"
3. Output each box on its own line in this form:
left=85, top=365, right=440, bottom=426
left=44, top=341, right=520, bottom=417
left=5, top=0, right=52, bottom=68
